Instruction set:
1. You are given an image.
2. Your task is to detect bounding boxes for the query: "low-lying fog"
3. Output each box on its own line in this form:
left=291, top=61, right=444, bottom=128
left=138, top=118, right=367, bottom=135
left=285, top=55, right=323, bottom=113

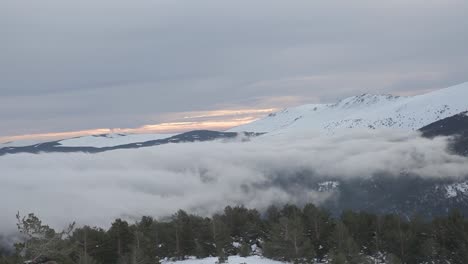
left=1, top=130, right=467, bottom=234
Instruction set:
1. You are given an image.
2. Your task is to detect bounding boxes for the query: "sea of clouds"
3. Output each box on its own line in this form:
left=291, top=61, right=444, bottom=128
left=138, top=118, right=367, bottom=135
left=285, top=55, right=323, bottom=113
left=1, top=130, right=468, bottom=235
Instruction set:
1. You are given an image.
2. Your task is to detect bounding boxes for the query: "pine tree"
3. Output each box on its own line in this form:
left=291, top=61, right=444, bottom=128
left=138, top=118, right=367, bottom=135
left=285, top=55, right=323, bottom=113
left=303, top=204, right=333, bottom=260
left=172, top=210, right=197, bottom=259
left=15, top=212, right=76, bottom=263
left=108, top=219, right=134, bottom=263
left=212, top=214, right=231, bottom=262
left=134, top=216, right=154, bottom=260
left=71, top=226, right=110, bottom=264
left=264, top=205, right=315, bottom=263
left=330, top=220, right=359, bottom=263
left=239, top=242, right=251, bottom=257
left=191, top=216, right=215, bottom=258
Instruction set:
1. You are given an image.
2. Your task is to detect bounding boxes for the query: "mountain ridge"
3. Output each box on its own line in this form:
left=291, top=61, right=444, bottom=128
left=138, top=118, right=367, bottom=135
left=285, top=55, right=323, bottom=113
left=2, top=82, right=467, bottom=156
left=0, top=130, right=261, bottom=156
left=230, top=82, right=468, bottom=135
left=420, top=111, right=468, bottom=156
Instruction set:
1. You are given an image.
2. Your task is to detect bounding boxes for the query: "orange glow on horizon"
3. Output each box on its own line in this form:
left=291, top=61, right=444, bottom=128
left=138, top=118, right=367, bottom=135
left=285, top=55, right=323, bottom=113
left=0, top=108, right=278, bottom=144
left=181, top=108, right=277, bottom=119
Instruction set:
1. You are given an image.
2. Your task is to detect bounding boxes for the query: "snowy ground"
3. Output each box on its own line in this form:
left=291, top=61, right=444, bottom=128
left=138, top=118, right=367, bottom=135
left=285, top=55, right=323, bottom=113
left=57, top=133, right=174, bottom=148
left=1, top=133, right=174, bottom=148
left=162, top=256, right=287, bottom=264
left=161, top=255, right=395, bottom=264
left=0, top=139, right=51, bottom=147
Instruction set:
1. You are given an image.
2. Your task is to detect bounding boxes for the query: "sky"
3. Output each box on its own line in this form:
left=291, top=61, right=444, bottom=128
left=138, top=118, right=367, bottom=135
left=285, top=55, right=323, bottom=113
left=1, top=0, right=468, bottom=141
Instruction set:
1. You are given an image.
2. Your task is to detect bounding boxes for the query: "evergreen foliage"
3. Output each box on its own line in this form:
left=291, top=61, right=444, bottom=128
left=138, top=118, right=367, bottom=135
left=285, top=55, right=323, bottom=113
left=2, top=205, right=468, bottom=263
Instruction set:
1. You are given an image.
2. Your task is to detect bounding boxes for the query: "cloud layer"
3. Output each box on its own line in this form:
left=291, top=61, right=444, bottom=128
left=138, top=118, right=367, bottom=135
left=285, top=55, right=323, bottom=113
left=1, top=130, right=468, bottom=233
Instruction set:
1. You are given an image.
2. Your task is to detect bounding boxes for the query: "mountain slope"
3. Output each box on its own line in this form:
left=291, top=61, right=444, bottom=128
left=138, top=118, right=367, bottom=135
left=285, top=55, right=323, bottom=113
left=420, top=111, right=468, bottom=138
left=230, top=82, right=468, bottom=135
left=420, top=111, right=468, bottom=156
left=57, top=133, right=175, bottom=148
left=0, top=133, right=176, bottom=149
left=312, top=174, right=468, bottom=218
left=307, top=113, right=468, bottom=217
left=0, top=131, right=260, bottom=156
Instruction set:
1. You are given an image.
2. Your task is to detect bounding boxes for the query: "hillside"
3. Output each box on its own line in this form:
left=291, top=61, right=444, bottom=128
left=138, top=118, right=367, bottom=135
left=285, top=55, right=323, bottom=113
left=420, top=111, right=468, bottom=156
left=230, top=82, right=468, bottom=135
left=0, top=131, right=260, bottom=156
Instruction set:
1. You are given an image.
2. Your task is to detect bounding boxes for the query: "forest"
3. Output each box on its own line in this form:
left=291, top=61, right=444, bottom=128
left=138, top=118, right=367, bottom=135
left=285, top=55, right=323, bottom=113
left=1, top=204, right=468, bottom=264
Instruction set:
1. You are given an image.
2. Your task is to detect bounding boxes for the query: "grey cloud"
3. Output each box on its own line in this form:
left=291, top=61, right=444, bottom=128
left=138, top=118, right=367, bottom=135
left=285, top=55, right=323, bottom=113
left=1, top=0, right=468, bottom=135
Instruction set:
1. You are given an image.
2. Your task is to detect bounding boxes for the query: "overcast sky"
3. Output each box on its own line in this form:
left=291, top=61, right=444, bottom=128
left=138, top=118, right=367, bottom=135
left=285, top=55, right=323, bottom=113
left=1, top=0, right=468, bottom=139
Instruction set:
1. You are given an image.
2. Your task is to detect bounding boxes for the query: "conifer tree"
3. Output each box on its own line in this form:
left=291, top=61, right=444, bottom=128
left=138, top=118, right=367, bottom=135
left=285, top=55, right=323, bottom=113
left=264, top=205, right=314, bottom=263
left=330, top=220, right=360, bottom=263
left=15, top=212, right=76, bottom=263
left=108, top=219, right=134, bottom=264
left=212, top=214, right=231, bottom=262
left=303, top=204, right=333, bottom=260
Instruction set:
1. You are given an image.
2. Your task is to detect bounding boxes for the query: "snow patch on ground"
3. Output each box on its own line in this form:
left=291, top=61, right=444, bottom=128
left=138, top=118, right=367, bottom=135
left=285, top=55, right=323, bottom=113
left=317, top=181, right=340, bottom=192
left=0, top=139, right=51, bottom=148
left=161, top=254, right=398, bottom=264
left=444, top=182, right=468, bottom=198
left=162, top=256, right=287, bottom=264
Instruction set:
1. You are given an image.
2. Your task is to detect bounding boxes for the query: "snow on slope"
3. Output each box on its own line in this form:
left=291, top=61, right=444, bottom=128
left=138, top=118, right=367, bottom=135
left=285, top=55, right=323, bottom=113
left=0, top=139, right=52, bottom=148
left=230, top=82, right=468, bottom=135
left=162, top=256, right=286, bottom=264
left=58, top=133, right=174, bottom=148
left=1, top=133, right=174, bottom=149
left=438, top=182, right=468, bottom=199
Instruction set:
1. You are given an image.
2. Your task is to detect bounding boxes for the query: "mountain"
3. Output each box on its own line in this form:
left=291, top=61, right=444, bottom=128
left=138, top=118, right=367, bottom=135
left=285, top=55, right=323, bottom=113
left=3, top=82, right=468, bottom=156
left=4, top=82, right=467, bottom=152
left=311, top=175, right=468, bottom=218
left=230, top=82, right=468, bottom=135
left=258, top=111, right=468, bottom=218
left=420, top=111, right=468, bottom=138
left=57, top=132, right=175, bottom=148
left=0, top=130, right=260, bottom=156
left=420, top=111, right=468, bottom=156
left=2, top=84, right=468, bottom=220
left=303, top=112, right=468, bottom=217
left=308, top=112, right=468, bottom=217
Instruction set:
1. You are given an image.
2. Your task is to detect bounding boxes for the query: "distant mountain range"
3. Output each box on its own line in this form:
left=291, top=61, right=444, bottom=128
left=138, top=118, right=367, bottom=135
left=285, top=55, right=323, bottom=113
left=2, top=83, right=468, bottom=218
left=0, top=131, right=261, bottom=156
left=1, top=82, right=468, bottom=156
left=230, top=82, right=468, bottom=135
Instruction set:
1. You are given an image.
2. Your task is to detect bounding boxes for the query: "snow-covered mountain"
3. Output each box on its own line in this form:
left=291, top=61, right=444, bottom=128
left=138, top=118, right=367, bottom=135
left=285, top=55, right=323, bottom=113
left=230, top=82, right=468, bottom=135
left=0, top=133, right=175, bottom=148
left=2, top=82, right=468, bottom=155
left=0, top=131, right=260, bottom=156
left=57, top=133, right=175, bottom=148
left=2, top=93, right=468, bottom=219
